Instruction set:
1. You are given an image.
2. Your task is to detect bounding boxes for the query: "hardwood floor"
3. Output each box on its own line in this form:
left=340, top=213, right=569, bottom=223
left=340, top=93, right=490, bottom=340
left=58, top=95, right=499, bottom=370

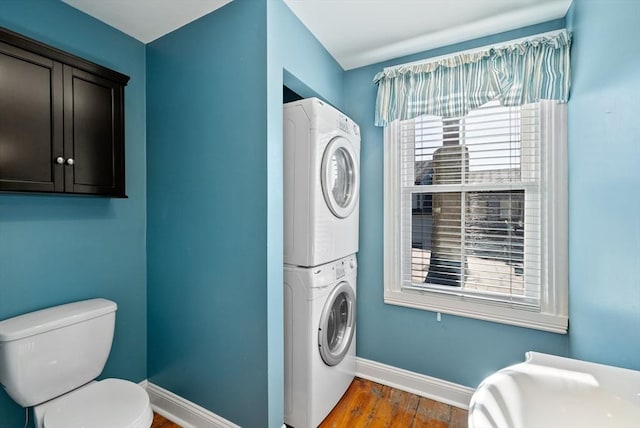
left=151, top=377, right=468, bottom=428
left=151, top=412, right=181, bottom=428
left=320, top=378, right=468, bottom=428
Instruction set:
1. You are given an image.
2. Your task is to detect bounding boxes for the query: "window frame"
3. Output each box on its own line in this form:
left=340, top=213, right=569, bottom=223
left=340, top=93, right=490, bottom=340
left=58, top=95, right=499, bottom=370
left=383, top=101, right=568, bottom=333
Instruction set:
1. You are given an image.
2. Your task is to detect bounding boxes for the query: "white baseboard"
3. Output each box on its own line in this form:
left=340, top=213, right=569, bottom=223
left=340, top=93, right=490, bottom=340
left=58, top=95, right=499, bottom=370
left=142, top=381, right=240, bottom=428
left=139, top=359, right=473, bottom=427
left=355, top=357, right=474, bottom=409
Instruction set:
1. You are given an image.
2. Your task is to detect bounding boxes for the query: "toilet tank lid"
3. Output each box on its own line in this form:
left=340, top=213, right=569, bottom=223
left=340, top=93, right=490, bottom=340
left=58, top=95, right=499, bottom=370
left=0, top=298, right=117, bottom=342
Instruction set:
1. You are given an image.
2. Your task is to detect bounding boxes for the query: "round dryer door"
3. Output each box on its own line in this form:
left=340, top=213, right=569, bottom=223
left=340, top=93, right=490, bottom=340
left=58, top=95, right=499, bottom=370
left=318, top=281, right=356, bottom=366
left=321, top=137, right=359, bottom=218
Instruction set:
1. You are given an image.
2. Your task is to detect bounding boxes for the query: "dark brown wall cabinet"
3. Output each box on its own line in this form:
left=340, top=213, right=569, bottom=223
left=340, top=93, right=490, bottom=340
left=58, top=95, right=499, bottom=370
left=0, top=27, right=129, bottom=197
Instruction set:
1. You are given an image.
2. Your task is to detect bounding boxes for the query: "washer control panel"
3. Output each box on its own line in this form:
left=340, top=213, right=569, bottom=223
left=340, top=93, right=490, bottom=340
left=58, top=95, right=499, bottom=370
left=310, top=254, right=357, bottom=287
left=334, top=254, right=357, bottom=280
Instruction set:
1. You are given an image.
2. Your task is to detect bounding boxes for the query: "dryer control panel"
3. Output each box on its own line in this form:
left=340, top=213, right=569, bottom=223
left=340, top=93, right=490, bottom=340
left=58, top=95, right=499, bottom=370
left=337, top=115, right=360, bottom=137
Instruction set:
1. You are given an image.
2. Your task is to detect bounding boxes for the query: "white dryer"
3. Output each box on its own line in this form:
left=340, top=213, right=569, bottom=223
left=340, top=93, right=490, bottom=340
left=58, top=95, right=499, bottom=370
left=284, top=254, right=357, bottom=428
left=284, top=98, right=360, bottom=267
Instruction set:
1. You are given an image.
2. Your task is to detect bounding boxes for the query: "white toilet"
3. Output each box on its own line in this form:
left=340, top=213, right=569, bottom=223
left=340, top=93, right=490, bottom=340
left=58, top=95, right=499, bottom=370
left=0, top=298, right=153, bottom=428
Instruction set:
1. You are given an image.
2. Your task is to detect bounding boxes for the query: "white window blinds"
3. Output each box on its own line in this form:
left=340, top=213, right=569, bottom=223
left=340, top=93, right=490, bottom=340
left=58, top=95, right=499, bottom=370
left=384, top=100, right=568, bottom=332
left=402, top=100, right=541, bottom=306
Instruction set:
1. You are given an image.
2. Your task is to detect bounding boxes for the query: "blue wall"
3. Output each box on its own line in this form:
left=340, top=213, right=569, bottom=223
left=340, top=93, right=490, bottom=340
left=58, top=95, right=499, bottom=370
left=567, top=0, right=640, bottom=371
left=268, top=1, right=344, bottom=109
left=266, top=2, right=344, bottom=426
left=343, top=20, right=570, bottom=388
left=146, top=1, right=270, bottom=427
left=0, top=1, right=147, bottom=427
left=146, top=4, right=343, bottom=426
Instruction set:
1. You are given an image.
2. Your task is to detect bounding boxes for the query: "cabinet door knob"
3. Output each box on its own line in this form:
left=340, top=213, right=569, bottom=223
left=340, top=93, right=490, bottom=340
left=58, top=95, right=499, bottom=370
left=66, top=158, right=74, bottom=166
left=56, top=156, right=65, bottom=165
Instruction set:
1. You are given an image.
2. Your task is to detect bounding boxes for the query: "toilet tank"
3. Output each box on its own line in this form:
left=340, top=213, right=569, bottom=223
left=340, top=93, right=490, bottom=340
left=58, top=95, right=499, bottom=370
left=0, top=298, right=117, bottom=407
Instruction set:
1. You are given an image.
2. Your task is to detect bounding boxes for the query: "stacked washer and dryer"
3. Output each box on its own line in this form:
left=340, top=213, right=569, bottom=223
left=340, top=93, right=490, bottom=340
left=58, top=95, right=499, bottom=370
left=283, top=98, right=361, bottom=428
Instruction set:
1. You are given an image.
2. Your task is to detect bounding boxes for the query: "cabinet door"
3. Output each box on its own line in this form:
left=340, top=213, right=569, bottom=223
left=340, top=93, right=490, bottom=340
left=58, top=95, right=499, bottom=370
left=0, top=41, right=63, bottom=192
left=63, top=66, right=125, bottom=196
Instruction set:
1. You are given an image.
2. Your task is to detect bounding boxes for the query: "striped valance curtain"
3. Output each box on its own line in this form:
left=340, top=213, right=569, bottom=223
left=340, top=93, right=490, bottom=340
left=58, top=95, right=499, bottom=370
left=373, top=31, right=571, bottom=126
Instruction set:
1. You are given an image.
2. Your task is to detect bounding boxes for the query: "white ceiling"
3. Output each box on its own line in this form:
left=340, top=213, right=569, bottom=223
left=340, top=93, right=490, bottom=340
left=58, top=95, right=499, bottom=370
left=283, top=0, right=572, bottom=69
left=61, top=0, right=232, bottom=43
left=62, top=0, right=571, bottom=70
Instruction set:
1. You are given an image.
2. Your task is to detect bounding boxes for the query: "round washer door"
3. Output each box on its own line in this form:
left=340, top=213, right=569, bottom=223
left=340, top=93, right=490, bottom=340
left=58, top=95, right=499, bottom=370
left=318, top=281, right=356, bottom=366
left=321, top=137, right=359, bottom=219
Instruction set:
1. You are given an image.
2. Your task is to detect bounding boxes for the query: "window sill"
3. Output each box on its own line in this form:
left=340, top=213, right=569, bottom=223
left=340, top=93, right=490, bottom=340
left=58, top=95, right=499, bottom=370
left=384, top=288, right=568, bottom=334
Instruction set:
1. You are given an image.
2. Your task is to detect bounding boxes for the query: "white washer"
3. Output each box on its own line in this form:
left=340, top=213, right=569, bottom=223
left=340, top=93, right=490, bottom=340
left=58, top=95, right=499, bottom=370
left=284, top=254, right=357, bottom=428
left=284, top=98, right=360, bottom=267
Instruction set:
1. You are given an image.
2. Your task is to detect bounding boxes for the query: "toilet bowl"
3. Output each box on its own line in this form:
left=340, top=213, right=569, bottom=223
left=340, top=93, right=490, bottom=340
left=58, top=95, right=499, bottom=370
left=35, top=379, right=153, bottom=428
left=0, top=299, right=153, bottom=428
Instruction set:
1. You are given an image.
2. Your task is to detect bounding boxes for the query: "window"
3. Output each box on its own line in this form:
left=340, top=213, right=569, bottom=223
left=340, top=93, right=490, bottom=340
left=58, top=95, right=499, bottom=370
left=384, top=100, right=568, bottom=333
